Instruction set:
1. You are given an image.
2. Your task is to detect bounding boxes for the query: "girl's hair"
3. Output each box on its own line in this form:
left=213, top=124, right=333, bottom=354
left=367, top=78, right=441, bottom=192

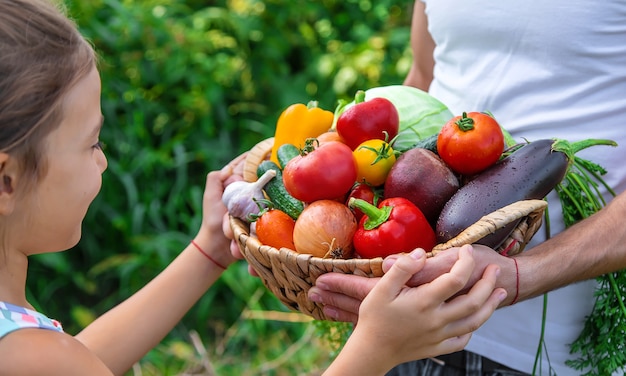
left=0, top=0, right=96, bottom=191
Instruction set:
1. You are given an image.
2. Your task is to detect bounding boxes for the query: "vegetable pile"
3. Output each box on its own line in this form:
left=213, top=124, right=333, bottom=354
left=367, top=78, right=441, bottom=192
left=225, top=85, right=617, bottom=262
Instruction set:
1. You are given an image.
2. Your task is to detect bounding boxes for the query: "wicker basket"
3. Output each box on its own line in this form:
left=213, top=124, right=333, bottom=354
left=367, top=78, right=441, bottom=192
left=230, top=138, right=548, bottom=321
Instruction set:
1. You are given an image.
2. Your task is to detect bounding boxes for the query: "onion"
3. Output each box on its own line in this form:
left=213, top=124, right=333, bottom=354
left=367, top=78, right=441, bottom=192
left=316, top=131, right=345, bottom=146
left=293, top=200, right=357, bottom=258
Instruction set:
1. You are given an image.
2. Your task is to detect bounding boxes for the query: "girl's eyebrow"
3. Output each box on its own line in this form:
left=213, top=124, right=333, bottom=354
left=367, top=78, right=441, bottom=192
left=89, top=115, right=104, bottom=138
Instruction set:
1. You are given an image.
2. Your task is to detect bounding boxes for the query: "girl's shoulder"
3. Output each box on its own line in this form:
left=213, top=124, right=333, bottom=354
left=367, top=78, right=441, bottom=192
left=0, top=301, right=64, bottom=339
left=0, top=302, right=113, bottom=375
left=0, top=328, right=114, bottom=376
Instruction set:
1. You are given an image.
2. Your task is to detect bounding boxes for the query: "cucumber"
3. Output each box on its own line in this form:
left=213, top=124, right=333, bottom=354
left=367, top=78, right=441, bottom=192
left=276, top=143, right=301, bottom=169
left=257, top=160, right=304, bottom=220
left=408, top=133, right=439, bottom=154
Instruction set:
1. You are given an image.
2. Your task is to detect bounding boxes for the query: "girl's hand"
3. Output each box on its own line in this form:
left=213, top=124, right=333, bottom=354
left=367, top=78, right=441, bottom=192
left=359, top=245, right=505, bottom=362
left=325, top=245, right=506, bottom=375
left=194, top=153, right=247, bottom=270
left=220, top=154, right=261, bottom=277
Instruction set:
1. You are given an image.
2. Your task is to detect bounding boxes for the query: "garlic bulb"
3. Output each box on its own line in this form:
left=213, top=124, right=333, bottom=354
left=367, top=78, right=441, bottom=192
left=222, top=169, right=276, bottom=222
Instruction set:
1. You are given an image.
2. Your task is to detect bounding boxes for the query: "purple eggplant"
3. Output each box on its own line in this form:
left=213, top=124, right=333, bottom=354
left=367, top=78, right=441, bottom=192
left=436, top=138, right=616, bottom=248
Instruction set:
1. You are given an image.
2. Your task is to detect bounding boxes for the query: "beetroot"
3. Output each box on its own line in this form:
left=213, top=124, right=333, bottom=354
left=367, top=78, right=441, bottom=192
left=383, top=148, right=459, bottom=226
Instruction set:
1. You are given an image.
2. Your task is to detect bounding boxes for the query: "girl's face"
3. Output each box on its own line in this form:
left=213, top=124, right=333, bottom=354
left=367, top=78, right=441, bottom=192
left=21, top=65, right=108, bottom=254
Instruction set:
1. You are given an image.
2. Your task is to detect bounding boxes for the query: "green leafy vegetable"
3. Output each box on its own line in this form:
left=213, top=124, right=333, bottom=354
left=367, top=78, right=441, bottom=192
left=554, top=155, right=626, bottom=376
left=333, top=85, right=452, bottom=152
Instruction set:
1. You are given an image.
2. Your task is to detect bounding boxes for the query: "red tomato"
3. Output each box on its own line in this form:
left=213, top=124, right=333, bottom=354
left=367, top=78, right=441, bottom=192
left=256, top=209, right=296, bottom=250
left=437, top=112, right=505, bottom=176
left=345, top=183, right=381, bottom=222
left=283, top=140, right=357, bottom=202
left=336, top=91, right=399, bottom=150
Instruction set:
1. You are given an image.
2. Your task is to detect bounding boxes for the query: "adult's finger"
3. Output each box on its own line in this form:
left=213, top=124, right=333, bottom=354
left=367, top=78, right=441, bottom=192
left=308, top=286, right=363, bottom=323
left=312, top=273, right=380, bottom=303
left=321, top=304, right=359, bottom=324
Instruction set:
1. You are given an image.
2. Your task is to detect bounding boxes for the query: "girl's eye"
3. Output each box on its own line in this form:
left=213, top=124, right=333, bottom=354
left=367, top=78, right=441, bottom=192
left=93, top=141, right=105, bottom=150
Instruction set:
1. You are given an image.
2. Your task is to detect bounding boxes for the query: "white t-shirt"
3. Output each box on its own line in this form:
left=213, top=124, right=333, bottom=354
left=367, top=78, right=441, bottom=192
left=421, top=0, right=626, bottom=374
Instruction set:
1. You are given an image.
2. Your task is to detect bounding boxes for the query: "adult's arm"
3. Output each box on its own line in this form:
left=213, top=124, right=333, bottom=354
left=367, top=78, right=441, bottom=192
left=403, top=1, right=435, bottom=91
left=515, top=190, right=626, bottom=300
left=410, top=190, right=626, bottom=303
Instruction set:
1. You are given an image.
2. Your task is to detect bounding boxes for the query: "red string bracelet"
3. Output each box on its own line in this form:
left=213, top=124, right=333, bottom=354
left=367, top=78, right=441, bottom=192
left=191, top=240, right=227, bottom=270
left=511, top=257, right=520, bottom=305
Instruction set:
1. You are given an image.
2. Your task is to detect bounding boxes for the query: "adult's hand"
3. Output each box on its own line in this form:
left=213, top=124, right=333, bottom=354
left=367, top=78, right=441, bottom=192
left=309, top=244, right=516, bottom=323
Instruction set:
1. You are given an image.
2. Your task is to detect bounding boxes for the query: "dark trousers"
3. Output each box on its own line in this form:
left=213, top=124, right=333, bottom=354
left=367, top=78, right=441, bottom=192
left=386, top=350, right=530, bottom=376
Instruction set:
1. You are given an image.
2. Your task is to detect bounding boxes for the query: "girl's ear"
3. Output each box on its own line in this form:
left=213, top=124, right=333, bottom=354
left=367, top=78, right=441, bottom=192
left=0, top=153, right=17, bottom=215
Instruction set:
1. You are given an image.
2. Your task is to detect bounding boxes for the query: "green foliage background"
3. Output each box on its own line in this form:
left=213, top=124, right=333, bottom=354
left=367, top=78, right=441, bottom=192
left=27, top=0, right=414, bottom=374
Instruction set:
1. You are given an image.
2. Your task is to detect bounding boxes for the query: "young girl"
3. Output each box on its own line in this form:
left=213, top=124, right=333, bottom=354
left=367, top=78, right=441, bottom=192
left=0, top=0, right=505, bottom=375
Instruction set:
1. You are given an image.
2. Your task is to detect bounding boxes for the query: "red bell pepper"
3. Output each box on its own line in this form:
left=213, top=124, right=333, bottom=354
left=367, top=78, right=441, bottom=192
left=348, top=197, right=436, bottom=259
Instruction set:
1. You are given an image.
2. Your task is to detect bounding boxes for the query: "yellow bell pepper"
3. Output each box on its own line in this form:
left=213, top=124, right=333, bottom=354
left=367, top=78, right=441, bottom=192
left=269, top=101, right=334, bottom=165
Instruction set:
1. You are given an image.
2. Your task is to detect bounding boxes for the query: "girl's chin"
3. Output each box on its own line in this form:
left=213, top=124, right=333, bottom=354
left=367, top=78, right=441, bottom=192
left=63, top=229, right=83, bottom=251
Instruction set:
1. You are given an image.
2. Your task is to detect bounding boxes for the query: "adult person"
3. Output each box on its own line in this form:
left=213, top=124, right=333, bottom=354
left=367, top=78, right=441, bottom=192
left=308, top=1, right=626, bottom=375
left=0, top=1, right=506, bottom=375
left=310, top=192, right=626, bottom=374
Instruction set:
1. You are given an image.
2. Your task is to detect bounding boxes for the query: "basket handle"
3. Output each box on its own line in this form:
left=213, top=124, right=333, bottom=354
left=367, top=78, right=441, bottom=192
left=428, top=199, right=548, bottom=257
